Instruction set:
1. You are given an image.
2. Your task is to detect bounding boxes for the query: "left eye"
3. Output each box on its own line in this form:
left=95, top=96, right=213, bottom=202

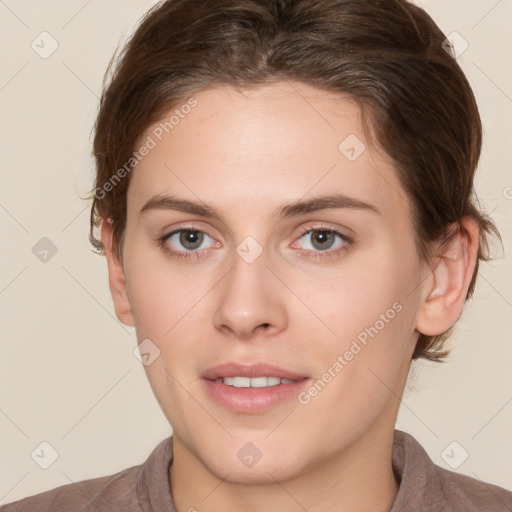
left=296, top=228, right=349, bottom=253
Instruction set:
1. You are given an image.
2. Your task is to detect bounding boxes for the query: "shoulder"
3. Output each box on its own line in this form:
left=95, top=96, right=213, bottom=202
left=392, top=430, right=512, bottom=511
left=434, top=464, right=512, bottom=510
left=0, top=436, right=174, bottom=512
left=0, top=464, right=141, bottom=512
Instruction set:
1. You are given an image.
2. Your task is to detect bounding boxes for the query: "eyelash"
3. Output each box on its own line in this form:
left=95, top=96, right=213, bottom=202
left=157, top=224, right=353, bottom=262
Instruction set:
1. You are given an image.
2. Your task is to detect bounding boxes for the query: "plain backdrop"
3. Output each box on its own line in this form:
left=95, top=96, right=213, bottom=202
left=1, top=0, right=511, bottom=504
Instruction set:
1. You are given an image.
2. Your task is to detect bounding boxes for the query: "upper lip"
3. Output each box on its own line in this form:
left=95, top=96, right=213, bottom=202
left=202, top=362, right=308, bottom=381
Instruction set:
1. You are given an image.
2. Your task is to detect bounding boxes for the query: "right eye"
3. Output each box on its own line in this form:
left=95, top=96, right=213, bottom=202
left=158, top=228, right=220, bottom=260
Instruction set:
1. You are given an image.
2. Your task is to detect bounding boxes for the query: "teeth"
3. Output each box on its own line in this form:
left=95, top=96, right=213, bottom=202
left=213, top=376, right=297, bottom=387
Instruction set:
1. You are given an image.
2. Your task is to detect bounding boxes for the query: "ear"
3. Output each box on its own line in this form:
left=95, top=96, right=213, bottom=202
left=415, top=218, right=479, bottom=337
left=101, top=219, right=135, bottom=327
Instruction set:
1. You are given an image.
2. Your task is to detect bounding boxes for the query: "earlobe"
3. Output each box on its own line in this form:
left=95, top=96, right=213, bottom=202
left=101, top=219, right=135, bottom=327
left=415, top=219, right=479, bottom=337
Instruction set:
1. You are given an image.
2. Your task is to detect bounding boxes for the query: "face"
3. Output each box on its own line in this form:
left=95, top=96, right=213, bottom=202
left=108, top=81, right=432, bottom=483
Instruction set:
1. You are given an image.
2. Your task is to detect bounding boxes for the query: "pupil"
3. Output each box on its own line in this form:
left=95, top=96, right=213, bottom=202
left=181, top=230, right=203, bottom=249
left=313, top=230, right=334, bottom=250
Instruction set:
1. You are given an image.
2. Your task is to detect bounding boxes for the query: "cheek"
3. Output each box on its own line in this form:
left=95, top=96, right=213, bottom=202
left=296, top=243, right=419, bottom=394
left=123, top=238, right=208, bottom=338
left=295, top=296, right=417, bottom=444
left=125, top=257, right=210, bottom=425
left=126, top=273, right=170, bottom=338
left=296, top=243, right=414, bottom=341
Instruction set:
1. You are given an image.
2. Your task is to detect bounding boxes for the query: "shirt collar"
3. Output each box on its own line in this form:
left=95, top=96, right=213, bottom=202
left=135, top=429, right=440, bottom=511
left=389, top=429, right=443, bottom=510
left=136, top=435, right=176, bottom=512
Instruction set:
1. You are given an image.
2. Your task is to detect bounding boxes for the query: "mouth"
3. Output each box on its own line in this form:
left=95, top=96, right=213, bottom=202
left=211, top=376, right=302, bottom=387
left=202, top=361, right=308, bottom=382
left=201, top=362, right=311, bottom=414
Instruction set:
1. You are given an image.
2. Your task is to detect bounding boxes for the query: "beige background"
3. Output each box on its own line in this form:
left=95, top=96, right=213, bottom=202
left=1, top=0, right=511, bottom=504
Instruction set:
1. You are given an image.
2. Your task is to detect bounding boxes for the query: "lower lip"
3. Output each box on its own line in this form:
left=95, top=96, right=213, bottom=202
left=202, top=378, right=311, bottom=414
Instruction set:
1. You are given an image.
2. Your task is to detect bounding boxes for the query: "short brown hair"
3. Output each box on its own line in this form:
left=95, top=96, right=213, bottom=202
left=87, top=0, right=501, bottom=362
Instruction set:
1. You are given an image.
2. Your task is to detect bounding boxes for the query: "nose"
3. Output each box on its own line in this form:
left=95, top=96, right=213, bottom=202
left=212, top=246, right=288, bottom=341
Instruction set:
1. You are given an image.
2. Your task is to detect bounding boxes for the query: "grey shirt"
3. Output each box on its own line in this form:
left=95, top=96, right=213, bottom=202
left=1, top=430, right=511, bottom=511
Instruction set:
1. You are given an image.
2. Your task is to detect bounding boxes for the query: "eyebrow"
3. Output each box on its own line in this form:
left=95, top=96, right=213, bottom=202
left=139, top=193, right=381, bottom=222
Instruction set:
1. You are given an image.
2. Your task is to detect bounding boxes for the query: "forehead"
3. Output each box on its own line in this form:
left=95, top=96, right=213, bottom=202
left=128, top=81, right=411, bottom=223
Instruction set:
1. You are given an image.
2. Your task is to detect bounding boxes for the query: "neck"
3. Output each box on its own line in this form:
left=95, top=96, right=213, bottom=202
left=169, top=421, right=399, bottom=512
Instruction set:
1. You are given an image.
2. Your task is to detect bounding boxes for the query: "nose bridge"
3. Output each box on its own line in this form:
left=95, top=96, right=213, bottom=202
left=212, top=239, right=288, bottom=339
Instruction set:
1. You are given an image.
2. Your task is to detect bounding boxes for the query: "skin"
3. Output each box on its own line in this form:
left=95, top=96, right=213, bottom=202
left=102, top=80, right=479, bottom=512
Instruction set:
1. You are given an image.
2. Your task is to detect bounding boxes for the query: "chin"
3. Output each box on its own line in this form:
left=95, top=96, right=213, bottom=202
left=195, top=436, right=308, bottom=485
left=211, top=458, right=302, bottom=485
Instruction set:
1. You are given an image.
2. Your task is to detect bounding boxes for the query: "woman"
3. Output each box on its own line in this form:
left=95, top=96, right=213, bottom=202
left=2, top=0, right=511, bottom=510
